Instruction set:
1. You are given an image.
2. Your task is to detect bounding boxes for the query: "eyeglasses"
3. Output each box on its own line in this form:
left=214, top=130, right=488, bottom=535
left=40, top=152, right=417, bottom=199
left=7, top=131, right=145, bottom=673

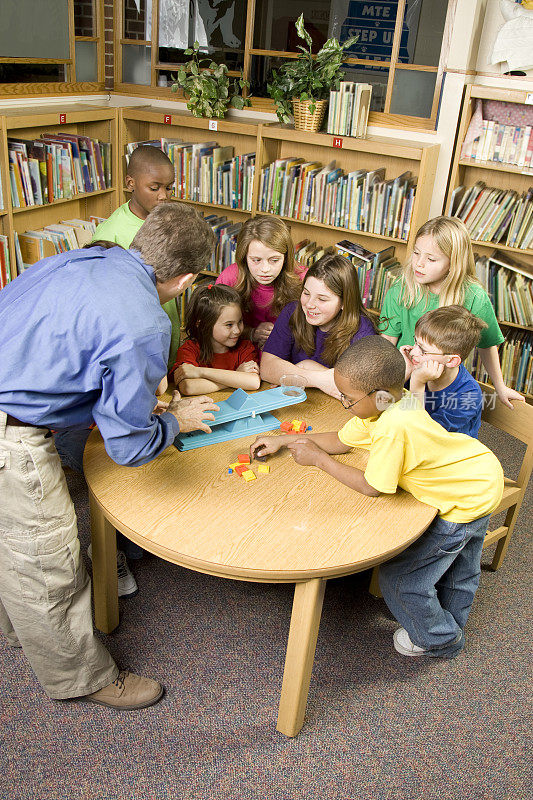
left=340, top=389, right=376, bottom=410
left=412, top=340, right=453, bottom=357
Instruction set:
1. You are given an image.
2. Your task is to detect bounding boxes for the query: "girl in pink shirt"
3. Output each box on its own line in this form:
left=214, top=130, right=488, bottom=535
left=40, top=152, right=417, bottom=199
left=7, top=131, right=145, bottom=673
left=216, top=217, right=305, bottom=347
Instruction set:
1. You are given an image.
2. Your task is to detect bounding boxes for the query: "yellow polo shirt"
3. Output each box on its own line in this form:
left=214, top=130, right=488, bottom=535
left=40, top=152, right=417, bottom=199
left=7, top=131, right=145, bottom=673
left=338, top=392, right=503, bottom=523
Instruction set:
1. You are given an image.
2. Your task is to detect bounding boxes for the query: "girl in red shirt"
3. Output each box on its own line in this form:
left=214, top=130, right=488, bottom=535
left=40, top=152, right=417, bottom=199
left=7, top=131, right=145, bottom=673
left=171, top=282, right=261, bottom=395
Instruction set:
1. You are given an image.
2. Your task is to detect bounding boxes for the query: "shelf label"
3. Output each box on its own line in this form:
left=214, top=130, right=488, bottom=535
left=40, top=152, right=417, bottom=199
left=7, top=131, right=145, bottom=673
left=333, top=136, right=343, bottom=148
left=164, top=114, right=172, bottom=124
left=59, top=113, right=67, bottom=124
left=209, top=119, right=218, bottom=131
left=526, top=93, right=533, bottom=105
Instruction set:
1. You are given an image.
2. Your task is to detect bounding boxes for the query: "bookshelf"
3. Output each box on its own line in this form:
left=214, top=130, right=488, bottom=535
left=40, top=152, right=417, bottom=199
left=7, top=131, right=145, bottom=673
left=118, top=106, right=262, bottom=218
left=446, top=85, right=533, bottom=401
left=256, top=124, right=440, bottom=262
left=0, top=104, right=119, bottom=281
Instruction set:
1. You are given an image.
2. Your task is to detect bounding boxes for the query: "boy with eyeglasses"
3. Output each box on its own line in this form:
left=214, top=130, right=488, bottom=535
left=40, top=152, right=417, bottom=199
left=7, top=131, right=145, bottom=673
left=250, top=336, right=503, bottom=659
left=399, top=305, right=487, bottom=437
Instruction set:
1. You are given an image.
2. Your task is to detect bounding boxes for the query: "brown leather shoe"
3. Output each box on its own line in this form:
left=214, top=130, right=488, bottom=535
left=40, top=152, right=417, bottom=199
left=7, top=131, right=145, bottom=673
left=82, top=670, right=164, bottom=710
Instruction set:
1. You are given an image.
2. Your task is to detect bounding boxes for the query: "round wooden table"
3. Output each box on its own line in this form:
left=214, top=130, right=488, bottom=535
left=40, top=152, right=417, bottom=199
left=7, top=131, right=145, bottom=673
left=84, top=388, right=436, bottom=736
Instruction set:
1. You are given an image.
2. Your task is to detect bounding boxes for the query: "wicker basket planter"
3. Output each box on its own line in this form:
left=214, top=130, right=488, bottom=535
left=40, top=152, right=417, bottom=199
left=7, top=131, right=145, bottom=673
left=292, top=98, right=328, bottom=132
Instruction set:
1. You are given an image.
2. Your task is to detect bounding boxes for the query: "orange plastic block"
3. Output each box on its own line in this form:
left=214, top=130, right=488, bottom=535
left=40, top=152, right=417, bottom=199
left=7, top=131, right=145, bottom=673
left=238, top=454, right=250, bottom=464
left=257, top=464, right=270, bottom=474
left=297, top=421, right=307, bottom=433
left=235, top=464, right=248, bottom=475
left=242, top=469, right=256, bottom=482
left=280, top=421, right=292, bottom=432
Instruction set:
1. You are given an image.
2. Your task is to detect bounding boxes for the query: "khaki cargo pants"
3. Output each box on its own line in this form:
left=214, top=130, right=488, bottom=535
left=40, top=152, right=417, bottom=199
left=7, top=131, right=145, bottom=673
left=0, top=411, right=117, bottom=698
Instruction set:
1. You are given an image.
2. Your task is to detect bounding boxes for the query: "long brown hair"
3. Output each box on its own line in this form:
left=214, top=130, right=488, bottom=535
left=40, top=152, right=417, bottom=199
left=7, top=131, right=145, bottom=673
left=185, top=282, right=243, bottom=364
left=289, top=254, right=375, bottom=366
left=234, top=216, right=301, bottom=316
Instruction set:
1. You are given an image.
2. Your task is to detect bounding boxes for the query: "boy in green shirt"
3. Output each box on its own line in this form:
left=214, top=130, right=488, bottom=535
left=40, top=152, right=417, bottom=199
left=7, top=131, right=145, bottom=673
left=251, top=336, right=504, bottom=659
left=93, top=145, right=181, bottom=367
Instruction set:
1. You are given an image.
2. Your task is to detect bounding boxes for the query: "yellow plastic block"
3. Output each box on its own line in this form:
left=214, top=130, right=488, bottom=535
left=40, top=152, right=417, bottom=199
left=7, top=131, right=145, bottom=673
left=229, top=462, right=241, bottom=470
left=241, top=469, right=256, bottom=482
left=291, top=419, right=302, bottom=429
left=257, top=465, right=270, bottom=474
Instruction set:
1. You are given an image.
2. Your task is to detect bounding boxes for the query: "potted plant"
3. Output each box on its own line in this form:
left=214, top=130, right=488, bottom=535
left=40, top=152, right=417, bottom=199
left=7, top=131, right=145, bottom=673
left=267, top=15, right=358, bottom=131
left=171, top=42, right=250, bottom=119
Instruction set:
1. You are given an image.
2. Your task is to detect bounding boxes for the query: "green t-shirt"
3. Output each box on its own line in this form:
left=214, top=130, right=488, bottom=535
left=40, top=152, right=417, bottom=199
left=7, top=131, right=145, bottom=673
left=379, top=280, right=505, bottom=350
left=93, top=202, right=181, bottom=369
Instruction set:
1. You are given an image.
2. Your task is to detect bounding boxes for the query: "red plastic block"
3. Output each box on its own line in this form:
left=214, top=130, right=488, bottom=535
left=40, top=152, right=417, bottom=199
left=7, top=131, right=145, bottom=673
left=235, top=464, right=248, bottom=475
left=280, top=421, right=292, bottom=432
left=237, top=454, right=250, bottom=464
left=298, top=421, right=307, bottom=433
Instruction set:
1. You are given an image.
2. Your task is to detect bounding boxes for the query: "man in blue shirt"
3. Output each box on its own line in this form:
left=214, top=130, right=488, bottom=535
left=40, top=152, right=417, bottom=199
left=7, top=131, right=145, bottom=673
left=0, top=203, right=218, bottom=710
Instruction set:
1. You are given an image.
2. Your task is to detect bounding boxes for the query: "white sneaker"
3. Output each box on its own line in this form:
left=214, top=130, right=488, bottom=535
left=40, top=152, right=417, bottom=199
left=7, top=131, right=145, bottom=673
left=393, top=627, right=428, bottom=656
left=87, top=544, right=138, bottom=598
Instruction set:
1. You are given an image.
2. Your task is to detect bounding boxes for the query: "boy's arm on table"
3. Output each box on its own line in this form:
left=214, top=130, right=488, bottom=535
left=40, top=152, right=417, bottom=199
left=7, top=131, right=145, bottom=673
left=477, top=345, right=525, bottom=408
left=250, top=432, right=380, bottom=497
left=174, top=362, right=260, bottom=395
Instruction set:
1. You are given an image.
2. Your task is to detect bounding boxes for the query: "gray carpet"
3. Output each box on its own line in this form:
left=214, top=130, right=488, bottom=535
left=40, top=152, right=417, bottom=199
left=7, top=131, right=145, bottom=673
left=1, top=421, right=531, bottom=800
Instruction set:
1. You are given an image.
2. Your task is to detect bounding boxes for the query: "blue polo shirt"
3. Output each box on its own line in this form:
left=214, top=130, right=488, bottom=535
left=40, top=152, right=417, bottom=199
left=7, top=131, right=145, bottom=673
left=0, top=246, right=179, bottom=466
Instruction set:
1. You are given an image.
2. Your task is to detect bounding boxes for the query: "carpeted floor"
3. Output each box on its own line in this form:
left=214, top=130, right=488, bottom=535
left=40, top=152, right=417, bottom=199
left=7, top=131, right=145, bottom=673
left=1, top=421, right=531, bottom=800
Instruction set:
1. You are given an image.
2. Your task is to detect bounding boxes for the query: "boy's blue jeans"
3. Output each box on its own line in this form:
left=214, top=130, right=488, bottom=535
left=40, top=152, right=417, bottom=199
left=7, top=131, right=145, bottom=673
left=379, top=513, right=491, bottom=658
left=54, top=428, right=91, bottom=474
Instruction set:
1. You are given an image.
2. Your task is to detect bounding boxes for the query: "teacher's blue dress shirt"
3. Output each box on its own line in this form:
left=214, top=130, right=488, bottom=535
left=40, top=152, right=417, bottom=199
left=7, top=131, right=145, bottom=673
left=0, top=245, right=179, bottom=466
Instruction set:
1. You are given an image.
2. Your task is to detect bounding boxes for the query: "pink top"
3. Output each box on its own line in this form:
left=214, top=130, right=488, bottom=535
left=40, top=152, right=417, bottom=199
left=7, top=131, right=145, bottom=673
left=216, top=262, right=307, bottom=329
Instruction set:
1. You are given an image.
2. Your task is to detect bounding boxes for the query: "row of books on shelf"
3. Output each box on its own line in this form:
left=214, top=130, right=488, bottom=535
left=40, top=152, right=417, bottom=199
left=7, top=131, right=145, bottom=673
left=126, top=138, right=254, bottom=210
left=450, top=180, right=533, bottom=249
left=466, top=330, right=533, bottom=397
left=461, top=118, right=533, bottom=170
left=475, top=251, right=533, bottom=327
left=202, top=213, right=242, bottom=275
left=259, top=159, right=416, bottom=240
left=13, top=217, right=104, bottom=273
left=8, top=135, right=112, bottom=208
left=335, top=239, right=400, bottom=309
left=0, top=235, right=12, bottom=289
left=327, top=82, right=372, bottom=138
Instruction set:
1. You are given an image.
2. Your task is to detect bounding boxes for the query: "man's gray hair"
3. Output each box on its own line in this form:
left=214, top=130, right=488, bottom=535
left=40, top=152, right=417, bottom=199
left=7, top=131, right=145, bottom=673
left=131, top=202, right=216, bottom=282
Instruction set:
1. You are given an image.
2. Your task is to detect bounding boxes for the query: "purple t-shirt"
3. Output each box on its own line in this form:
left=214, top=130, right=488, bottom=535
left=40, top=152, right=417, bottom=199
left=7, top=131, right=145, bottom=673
left=262, top=301, right=376, bottom=366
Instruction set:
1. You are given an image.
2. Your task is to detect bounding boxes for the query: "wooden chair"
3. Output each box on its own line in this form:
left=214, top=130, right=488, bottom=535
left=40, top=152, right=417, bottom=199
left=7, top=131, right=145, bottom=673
left=369, top=384, right=533, bottom=596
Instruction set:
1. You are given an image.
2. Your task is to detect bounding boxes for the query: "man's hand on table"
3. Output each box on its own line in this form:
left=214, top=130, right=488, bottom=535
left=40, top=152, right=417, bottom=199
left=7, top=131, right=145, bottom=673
left=166, top=390, right=219, bottom=433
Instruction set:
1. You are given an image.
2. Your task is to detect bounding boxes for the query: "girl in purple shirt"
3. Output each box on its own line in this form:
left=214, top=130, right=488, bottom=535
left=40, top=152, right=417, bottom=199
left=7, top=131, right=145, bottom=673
left=261, top=254, right=376, bottom=398
left=216, top=216, right=305, bottom=347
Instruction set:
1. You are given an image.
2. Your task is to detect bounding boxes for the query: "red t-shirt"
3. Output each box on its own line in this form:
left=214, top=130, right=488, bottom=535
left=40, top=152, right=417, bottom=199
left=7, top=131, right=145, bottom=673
left=171, top=337, right=259, bottom=376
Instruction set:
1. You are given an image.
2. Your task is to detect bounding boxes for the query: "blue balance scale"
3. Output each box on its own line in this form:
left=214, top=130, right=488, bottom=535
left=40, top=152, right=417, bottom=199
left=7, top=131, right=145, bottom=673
left=174, top=386, right=307, bottom=451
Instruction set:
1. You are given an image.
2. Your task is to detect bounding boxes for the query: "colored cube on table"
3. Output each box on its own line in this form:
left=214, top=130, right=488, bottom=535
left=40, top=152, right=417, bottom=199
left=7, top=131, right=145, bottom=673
left=297, top=421, right=307, bottom=433
left=257, top=464, right=270, bottom=474
left=242, top=470, right=256, bottom=482
left=235, top=464, right=248, bottom=476
left=238, top=454, right=250, bottom=464
left=291, top=420, right=302, bottom=429
left=280, top=421, right=292, bottom=432
left=229, top=462, right=241, bottom=470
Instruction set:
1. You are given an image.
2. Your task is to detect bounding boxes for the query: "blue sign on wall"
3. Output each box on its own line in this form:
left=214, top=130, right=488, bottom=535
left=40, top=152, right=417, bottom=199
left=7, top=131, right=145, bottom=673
left=339, top=1, right=421, bottom=63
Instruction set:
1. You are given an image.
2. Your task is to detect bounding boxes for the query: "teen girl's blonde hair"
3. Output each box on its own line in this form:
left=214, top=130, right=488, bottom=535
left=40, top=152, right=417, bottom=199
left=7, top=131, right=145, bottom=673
left=290, top=253, right=375, bottom=367
left=398, top=216, right=480, bottom=309
left=234, top=216, right=301, bottom=316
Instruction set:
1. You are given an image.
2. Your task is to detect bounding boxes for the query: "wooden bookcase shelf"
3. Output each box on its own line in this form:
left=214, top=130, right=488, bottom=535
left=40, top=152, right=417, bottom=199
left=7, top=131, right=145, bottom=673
left=118, top=106, right=262, bottom=216
left=257, top=123, right=440, bottom=258
left=447, top=85, right=533, bottom=399
left=0, top=104, right=119, bottom=280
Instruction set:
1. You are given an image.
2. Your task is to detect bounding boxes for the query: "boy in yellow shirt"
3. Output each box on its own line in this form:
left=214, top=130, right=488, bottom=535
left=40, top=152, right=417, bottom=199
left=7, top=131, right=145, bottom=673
left=251, top=336, right=504, bottom=659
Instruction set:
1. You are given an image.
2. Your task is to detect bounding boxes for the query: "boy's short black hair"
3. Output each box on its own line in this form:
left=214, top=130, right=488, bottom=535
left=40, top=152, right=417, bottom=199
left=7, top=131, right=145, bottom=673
left=127, top=145, right=173, bottom=177
left=336, top=337, right=406, bottom=394
left=414, top=305, right=488, bottom=361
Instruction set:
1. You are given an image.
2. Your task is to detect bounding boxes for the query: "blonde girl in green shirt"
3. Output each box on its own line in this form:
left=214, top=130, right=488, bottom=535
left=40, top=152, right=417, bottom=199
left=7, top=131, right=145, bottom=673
left=379, top=215, right=524, bottom=408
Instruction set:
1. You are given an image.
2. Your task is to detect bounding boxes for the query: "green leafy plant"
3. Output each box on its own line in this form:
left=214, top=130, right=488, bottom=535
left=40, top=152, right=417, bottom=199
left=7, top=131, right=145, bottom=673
left=267, top=15, right=358, bottom=124
left=171, top=42, right=251, bottom=119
